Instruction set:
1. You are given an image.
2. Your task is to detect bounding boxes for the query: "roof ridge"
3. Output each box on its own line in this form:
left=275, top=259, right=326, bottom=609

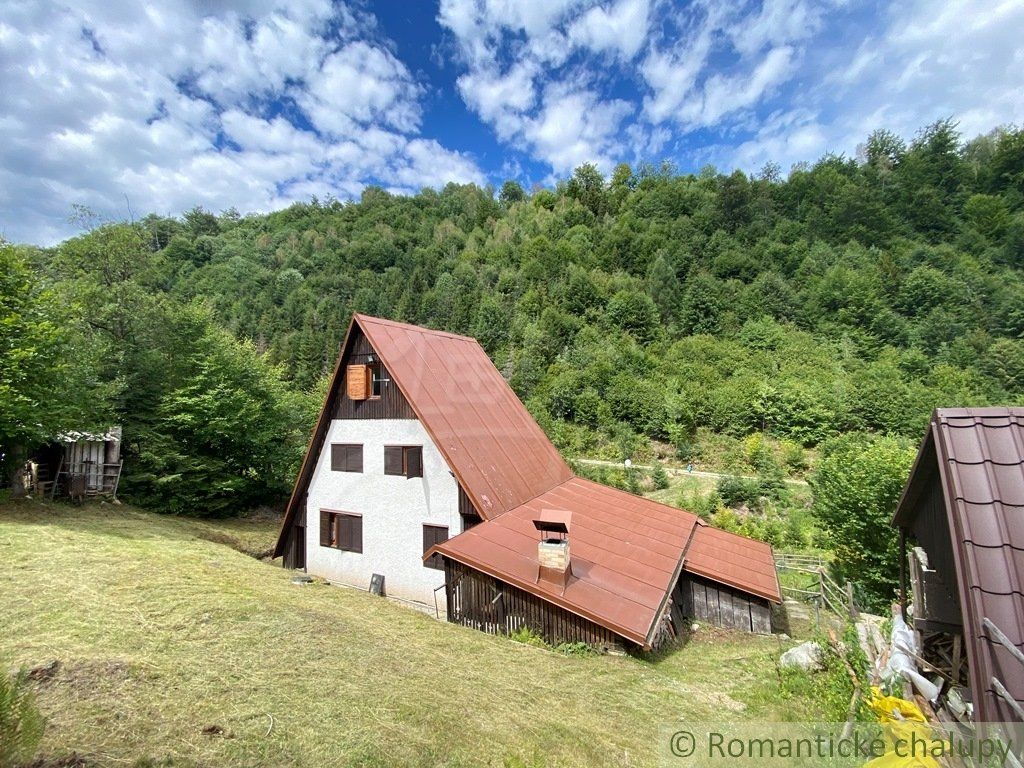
left=353, top=313, right=479, bottom=343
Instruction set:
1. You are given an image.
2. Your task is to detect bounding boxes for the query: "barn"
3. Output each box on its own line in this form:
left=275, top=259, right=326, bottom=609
left=893, top=407, right=1024, bottom=723
left=274, top=314, right=781, bottom=651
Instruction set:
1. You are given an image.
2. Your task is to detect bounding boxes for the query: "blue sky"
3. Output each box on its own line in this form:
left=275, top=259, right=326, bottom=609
left=2, top=0, right=1023, bottom=244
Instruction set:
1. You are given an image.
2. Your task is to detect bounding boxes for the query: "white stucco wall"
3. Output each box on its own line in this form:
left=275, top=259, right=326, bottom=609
left=304, top=418, right=461, bottom=607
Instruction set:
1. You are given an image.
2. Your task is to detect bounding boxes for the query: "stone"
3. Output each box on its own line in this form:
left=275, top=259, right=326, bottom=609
left=780, top=641, right=824, bottom=671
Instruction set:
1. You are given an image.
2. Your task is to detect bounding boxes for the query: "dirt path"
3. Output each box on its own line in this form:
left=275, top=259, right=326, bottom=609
left=573, top=457, right=809, bottom=486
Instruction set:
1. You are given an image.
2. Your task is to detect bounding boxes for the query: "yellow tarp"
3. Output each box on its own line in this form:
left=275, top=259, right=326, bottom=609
left=863, top=687, right=946, bottom=768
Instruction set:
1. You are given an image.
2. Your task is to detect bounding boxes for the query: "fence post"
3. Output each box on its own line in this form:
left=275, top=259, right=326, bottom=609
left=845, top=581, right=859, bottom=620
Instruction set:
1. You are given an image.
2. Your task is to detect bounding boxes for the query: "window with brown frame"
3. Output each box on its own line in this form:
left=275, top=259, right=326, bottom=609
left=422, top=524, right=448, bottom=570
left=319, top=510, right=362, bottom=553
left=330, top=443, right=363, bottom=472
left=384, top=445, right=423, bottom=478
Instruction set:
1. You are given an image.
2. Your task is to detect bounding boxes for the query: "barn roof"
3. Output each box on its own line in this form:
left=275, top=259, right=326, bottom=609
left=275, top=313, right=780, bottom=646
left=430, top=476, right=781, bottom=646
left=894, top=407, right=1024, bottom=723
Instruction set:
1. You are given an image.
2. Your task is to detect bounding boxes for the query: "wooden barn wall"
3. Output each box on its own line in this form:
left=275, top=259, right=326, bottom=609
left=910, top=472, right=963, bottom=628
left=678, top=575, right=773, bottom=634
left=334, top=328, right=415, bottom=420
left=444, top=559, right=627, bottom=652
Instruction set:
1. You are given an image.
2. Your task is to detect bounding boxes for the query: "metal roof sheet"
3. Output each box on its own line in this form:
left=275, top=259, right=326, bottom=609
left=685, top=524, right=782, bottom=604
left=432, top=476, right=781, bottom=646
left=356, top=314, right=573, bottom=518
left=895, top=407, right=1024, bottom=723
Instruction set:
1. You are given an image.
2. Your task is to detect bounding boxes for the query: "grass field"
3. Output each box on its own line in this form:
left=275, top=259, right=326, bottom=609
left=1, top=499, right=841, bottom=767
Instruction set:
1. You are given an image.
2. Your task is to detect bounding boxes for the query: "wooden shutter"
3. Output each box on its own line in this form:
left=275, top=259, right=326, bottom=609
left=423, top=525, right=448, bottom=570
left=405, top=446, right=422, bottom=478
left=346, top=364, right=370, bottom=400
left=338, top=514, right=351, bottom=551
left=350, top=515, right=363, bottom=553
left=330, top=444, right=363, bottom=472
left=347, top=444, right=363, bottom=472
left=320, top=510, right=331, bottom=547
left=384, top=446, right=404, bottom=475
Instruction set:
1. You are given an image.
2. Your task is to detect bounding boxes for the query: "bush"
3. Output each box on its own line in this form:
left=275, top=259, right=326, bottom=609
left=0, top=667, right=44, bottom=767
left=651, top=463, right=670, bottom=490
left=811, top=433, right=915, bottom=612
left=716, top=475, right=762, bottom=508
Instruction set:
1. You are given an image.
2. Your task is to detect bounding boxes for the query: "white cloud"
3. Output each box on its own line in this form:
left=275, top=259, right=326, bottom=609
left=567, top=0, right=651, bottom=60
left=301, top=41, right=423, bottom=136
left=522, top=84, right=633, bottom=172
left=0, top=0, right=483, bottom=244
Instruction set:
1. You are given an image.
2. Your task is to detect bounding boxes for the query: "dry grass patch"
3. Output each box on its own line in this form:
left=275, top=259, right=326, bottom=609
left=1, top=500, right=823, bottom=767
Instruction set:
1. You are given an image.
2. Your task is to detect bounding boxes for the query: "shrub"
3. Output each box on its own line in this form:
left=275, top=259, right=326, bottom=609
left=651, top=463, right=670, bottom=490
left=716, top=475, right=761, bottom=508
left=0, top=667, right=45, bottom=767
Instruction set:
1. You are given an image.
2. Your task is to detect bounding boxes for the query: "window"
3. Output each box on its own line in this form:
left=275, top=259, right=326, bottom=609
left=384, top=445, right=423, bottom=478
left=423, top=524, right=448, bottom=570
left=369, top=363, right=383, bottom=398
left=330, top=443, right=363, bottom=473
left=320, top=510, right=362, bottom=553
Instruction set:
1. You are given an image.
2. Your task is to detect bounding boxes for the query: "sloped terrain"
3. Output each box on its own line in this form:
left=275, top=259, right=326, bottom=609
left=1, top=500, right=821, bottom=767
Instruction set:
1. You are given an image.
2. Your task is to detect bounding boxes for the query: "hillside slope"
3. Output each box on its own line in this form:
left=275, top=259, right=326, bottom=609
left=0, top=501, right=828, bottom=767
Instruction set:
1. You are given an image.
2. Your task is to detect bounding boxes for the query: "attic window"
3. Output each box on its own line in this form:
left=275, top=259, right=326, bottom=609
left=369, top=363, right=383, bottom=398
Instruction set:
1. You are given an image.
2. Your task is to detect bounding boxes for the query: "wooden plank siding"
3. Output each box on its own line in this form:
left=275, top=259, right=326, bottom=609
left=334, top=328, right=415, bottom=420
left=458, top=484, right=482, bottom=530
left=677, top=574, right=773, bottom=634
left=444, top=559, right=627, bottom=652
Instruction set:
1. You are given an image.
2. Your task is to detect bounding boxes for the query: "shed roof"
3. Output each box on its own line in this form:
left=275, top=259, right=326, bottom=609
left=431, top=476, right=781, bottom=646
left=894, top=407, right=1024, bottom=723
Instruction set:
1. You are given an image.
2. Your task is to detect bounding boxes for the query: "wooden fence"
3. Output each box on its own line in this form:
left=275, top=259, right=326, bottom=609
left=774, top=552, right=858, bottom=618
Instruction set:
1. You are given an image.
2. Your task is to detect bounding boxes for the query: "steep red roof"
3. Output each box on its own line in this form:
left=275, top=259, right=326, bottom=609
left=356, top=314, right=572, bottom=518
left=895, top=407, right=1024, bottom=723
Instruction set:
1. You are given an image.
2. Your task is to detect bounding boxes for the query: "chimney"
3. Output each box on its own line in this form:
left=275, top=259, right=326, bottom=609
left=533, top=509, right=572, bottom=591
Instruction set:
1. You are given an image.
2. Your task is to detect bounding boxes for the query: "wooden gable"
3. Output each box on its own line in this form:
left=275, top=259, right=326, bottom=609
left=334, top=326, right=414, bottom=420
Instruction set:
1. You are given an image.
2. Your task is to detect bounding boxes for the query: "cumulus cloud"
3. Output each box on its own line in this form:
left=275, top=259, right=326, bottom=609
left=0, top=0, right=483, bottom=244
left=3, top=0, right=1023, bottom=242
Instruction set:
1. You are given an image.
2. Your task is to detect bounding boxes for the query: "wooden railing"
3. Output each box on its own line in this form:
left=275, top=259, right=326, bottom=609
left=775, top=552, right=858, bottom=618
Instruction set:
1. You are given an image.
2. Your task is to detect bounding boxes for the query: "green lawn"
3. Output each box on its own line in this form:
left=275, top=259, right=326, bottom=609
left=1, top=500, right=837, bottom=767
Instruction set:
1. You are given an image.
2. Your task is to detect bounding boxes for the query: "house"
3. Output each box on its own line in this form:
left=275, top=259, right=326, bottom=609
left=893, top=408, right=1024, bottom=723
left=274, top=314, right=781, bottom=651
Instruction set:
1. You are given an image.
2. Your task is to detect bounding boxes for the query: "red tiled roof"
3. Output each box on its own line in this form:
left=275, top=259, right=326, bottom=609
left=895, top=407, right=1024, bottom=723
left=356, top=314, right=572, bottom=518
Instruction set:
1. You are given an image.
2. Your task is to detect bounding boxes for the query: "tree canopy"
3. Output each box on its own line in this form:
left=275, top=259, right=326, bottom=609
left=6, top=120, right=1024, bottom=517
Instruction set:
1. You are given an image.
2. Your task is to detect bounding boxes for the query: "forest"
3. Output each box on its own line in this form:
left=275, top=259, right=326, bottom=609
left=3, top=119, right=1023, bottom=607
